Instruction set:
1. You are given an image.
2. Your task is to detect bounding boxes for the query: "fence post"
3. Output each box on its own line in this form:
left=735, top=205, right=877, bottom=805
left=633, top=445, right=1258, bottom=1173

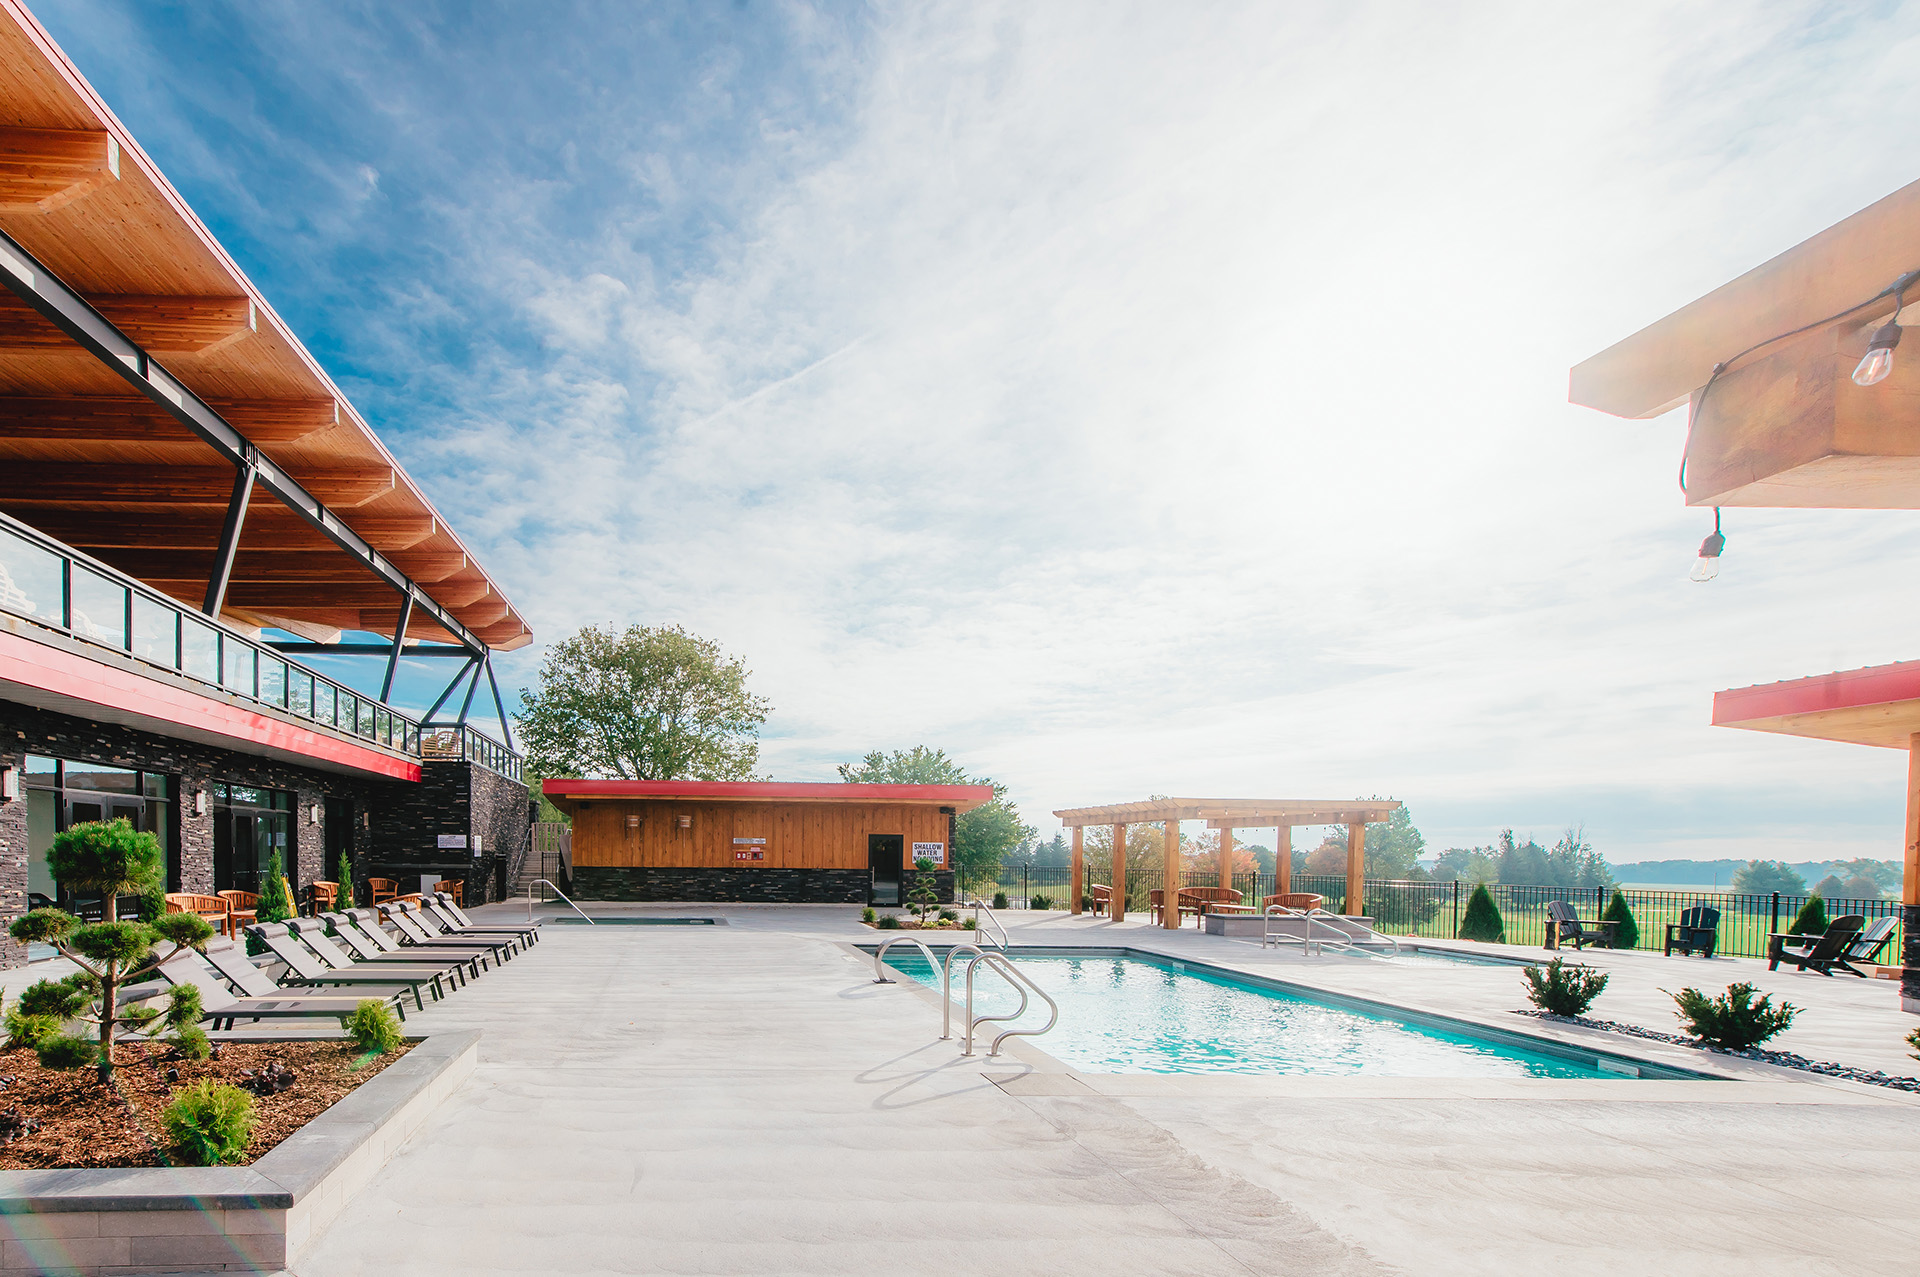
left=1451, top=880, right=1460, bottom=938
left=1770, top=892, right=1779, bottom=938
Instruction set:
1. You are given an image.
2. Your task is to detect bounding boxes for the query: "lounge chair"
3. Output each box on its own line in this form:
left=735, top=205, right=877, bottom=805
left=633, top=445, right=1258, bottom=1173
left=1545, top=899, right=1618, bottom=951
left=381, top=902, right=522, bottom=960
left=339, top=907, right=508, bottom=963
left=288, top=917, right=482, bottom=984
left=247, top=921, right=448, bottom=1010
left=323, top=910, right=494, bottom=974
left=157, top=940, right=407, bottom=1028
left=1664, top=905, right=1720, bottom=958
left=1767, top=915, right=1867, bottom=976
left=1835, top=916, right=1900, bottom=975
left=429, top=892, right=541, bottom=944
left=437, top=891, right=541, bottom=943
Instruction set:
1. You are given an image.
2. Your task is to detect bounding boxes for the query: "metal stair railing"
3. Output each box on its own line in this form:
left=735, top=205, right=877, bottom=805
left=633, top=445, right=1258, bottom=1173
left=871, top=938, right=1058, bottom=1056
left=526, top=879, right=594, bottom=924
left=1262, top=904, right=1399, bottom=957
left=967, top=898, right=1009, bottom=950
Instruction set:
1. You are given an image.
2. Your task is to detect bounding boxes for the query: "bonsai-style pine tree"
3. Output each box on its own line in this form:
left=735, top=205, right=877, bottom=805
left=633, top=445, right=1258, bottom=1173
left=336, top=850, right=355, bottom=909
left=907, top=857, right=940, bottom=926
left=255, top=851, right=294, bottom=924
left=10, top=821, right=213, bottom=1081
left=1458, top=882, right=1505, bottom=943
left=1788, top=894, right=1828, bottom=937
left=1601, top=890, right=1638, bottom=949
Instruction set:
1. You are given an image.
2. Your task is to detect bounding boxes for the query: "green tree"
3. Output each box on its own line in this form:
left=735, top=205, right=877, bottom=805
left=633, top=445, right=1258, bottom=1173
left=1733, top=860, right=1807, bottom=895
left=336, top=850, right=355, bottom=909
left=1458, top=882, right=1505, bottom=942
left=1431, top=847, right=1499, bottom=884
left=1496, top=830, right=1551, bottom=885
left=1601, top=890, right=1638, bottom=949
left=1788, top=895, right=1828, bottom=936
left=837, top=748, right=1033, bottom=894
left=516, top=625, right=771, bottom=782
left=1546, top=826, right=1614, bottom=891
left=47, top=819, right=159, bottom=922
left=255, top=852, right=293, bottom=925
left=1811, top=873, right=1847, bottom=901
left=1302, top=806, right=1427, bottom=879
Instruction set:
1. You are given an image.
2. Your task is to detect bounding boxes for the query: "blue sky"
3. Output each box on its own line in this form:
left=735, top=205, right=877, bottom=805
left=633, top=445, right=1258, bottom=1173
left=33, top=0, right=1920, bottom=863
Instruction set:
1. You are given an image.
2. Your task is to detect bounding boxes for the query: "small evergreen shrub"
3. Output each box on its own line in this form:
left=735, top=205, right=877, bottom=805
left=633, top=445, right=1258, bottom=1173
left=342, top=999, right=404, bottom=1055
left=1788, top=896, right=1828, bottom=937
left=1521, top=958, right=1609, bottom=1016
left=4, top=1007, right=58, bottom=1051
left=1029, top=894, right=1052, bottom=911
left=937, top=908, right=959, bottom=922
left=875, top=914, right=901, bottom=930
left=1907, top=1026, right=1919, bottom=1062
left=336, top=851, right=355, bottom=909
left=1080, top=895, right=1094, bottom=913
left=991, top=892, right=1009, bottom=911
left=1457, top=883, right=1505, bottom=942
left=1669, top=982, right=1799, bottom=1050
left=1601, top=891, right=1638, bottom=950
left=163, top=1080, right=256, bottom=1166
left=255, top=852, right=294, bottom=925
left=36, top=1035, right=98, bottom=1071
left=861, top=907, right=877, bottom=924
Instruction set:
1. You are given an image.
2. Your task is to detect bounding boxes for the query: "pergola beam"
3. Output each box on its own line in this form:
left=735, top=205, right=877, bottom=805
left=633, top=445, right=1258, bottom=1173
left=0, top=290, right=255, bottom=353
left=0, top=126, right=118, bottom=212
left=0, top=395, right=338, bottom=443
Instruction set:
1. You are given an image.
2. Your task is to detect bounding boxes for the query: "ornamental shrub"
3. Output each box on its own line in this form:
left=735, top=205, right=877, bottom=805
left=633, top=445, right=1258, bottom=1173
left=4, top=1006, right=58, bottom=1051
left=1601, top=891, right=1639, bottom=950
left=1457, top=883, right=1505, bottom=943
left=336, top=851, right=355, bottom=909
left=255, top=852, right=294, bottom=925
left=163, top=1080, right=256, bottom=1166
left=875, top=914, right=901, bottom=930
left=1029, top=894, right=1052, bottom=911
left=860, top=907, right=877, bottom=924
left=991, top=892, right=1009, bottom=911
left=1788, top=895, right=1828, bottom=937
left=1669, top=982, right=1798, bottom=1050
left=1907, top=1026, right=1919, bottom=1063
left=1521, top=958, right=1609, bottom=1016
left=343, top=999, right=404, bottom=1055
left=46, top=819, right=161, bottom=923
left=37, top=1035, right=98, bottom=1071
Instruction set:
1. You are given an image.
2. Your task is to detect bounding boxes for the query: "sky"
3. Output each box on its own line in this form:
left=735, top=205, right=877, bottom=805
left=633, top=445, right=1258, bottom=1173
left=30, top=0, right=1920, bottom=864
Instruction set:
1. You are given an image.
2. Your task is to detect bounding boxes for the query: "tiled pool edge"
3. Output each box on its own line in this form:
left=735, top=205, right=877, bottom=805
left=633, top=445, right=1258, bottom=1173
left=0, top=1029, right=479, bottom=1275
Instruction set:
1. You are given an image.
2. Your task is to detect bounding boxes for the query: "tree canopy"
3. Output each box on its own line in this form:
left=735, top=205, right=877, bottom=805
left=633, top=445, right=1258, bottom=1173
left=516, top=625, right=771, bottom=782
left=837, top=747, right=1033, bottom=891
left=1295, top=806, right=1427, bottom=879
left=1732, top=859, right=1807, bottom=895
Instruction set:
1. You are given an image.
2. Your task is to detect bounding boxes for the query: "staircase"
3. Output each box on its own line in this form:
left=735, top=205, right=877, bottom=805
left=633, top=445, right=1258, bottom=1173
left=515, top=823, right=570, bottom=900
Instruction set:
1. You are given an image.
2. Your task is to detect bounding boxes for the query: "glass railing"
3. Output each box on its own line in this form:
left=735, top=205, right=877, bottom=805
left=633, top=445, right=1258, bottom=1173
left=0, top=510, right=435, bottom=758
left=420, top=723, right=523, bottom=781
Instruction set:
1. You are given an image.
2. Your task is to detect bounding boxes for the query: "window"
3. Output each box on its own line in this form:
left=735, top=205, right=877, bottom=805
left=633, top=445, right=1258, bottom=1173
left=69, top=567, right=127, bottom=649
left=0, top=527, right=62, bottom=624
left=131, top=595, right=178, bottom=668
left=23, top=758, right=174, bottom=908
left=212, top=784, right=295, bottom=897
left=181, top=617, right=218, bottom=683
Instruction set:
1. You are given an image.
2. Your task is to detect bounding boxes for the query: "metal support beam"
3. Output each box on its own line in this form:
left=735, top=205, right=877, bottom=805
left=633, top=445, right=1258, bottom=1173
left=268, top=642, right=469, bottom=657
left=202, top=460, right=254, bottom=617
left=379, top=592, right=413, bottom=703
left=421, top=658, right=476, bottom=723
left=454, top=658, right=483, bottom=727
left=482, top=652, right=515, bottom=752
left=0, top=228, right=488, bottom=656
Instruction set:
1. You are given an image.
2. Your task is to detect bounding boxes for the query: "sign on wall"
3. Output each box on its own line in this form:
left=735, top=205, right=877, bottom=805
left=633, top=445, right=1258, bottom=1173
left=912, top=841, right=946, bottom=866
left=437, top=834, right=468, bottom=849
left=733, top=836, right=766, bottom=863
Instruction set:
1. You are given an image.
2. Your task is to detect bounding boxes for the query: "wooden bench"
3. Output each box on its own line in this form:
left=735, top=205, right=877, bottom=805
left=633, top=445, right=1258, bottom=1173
left=431, top=879, right=465, bottom=906
left=1176, top=887, right=1243, bottom=925
left=1262, top=893, right=1325, bottom=913
left=368, top=877, right=399, bottom=907
left=165, top=893, right=230, bottom=936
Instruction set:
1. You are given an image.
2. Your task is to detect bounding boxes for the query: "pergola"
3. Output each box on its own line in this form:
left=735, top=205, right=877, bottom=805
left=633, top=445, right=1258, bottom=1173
left=1050, top=798, right=1401, bottom=928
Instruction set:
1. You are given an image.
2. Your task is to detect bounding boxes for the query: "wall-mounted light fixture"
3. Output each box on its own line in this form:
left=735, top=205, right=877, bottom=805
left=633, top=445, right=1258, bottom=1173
left=309, top=803, right=323, bottom=826
left=361, top=810, right=370, bottom=830
left=191, top=790, right=207, bottom=817
left=0, top=765, right=18, bottom=804
left=1689, top=508, right=1725, bottom=583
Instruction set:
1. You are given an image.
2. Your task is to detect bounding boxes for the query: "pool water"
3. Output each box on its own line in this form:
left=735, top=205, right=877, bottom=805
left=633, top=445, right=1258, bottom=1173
left=881, top=952, right=1662, bottom=1078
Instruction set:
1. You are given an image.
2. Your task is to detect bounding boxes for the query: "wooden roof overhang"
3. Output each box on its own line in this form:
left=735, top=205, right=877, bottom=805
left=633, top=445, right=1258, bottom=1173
left=1712, top=661, right=1920, bottom=749
left=0, top=3, right=529, bottom=652
left=1051, top=798, right=1401, bottom=828
left=1570, top=177, right=1920, bottom=509
left=541, top=779, right=995, bottom=817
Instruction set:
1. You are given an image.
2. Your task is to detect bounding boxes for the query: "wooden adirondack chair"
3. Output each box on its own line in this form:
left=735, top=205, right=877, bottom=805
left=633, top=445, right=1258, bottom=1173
left=1545, top=899, right=1617, bottom=951
left=1664, top=905, right=1720, bottom=958
left=1767, top=915, right=1867, bottom=976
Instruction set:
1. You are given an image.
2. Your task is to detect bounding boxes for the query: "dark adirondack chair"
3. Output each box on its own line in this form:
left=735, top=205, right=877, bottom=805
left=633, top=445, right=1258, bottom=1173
left=1545, top=899, right=1617, bottom=951
left=1663, top=905, right=1720, bottom=958
left=1767, top=915, right=1866, bottom=976
left=1832, top=916, right=1898, bottom=977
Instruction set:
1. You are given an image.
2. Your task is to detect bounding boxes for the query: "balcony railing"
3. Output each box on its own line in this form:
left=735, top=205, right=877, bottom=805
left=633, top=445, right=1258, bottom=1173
left=421, top=723, right=523, bottom=781
left=0, top=509, right=424, bottom=756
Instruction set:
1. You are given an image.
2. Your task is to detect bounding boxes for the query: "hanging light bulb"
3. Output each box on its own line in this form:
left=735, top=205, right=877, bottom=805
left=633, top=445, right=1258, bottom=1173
left=1853, top=320, right=1902, bottom=387
left=1689, top=509, right=1724, bottom=582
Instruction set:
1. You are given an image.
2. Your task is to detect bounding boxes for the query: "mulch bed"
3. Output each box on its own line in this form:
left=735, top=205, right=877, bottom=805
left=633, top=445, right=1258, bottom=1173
left=1513, top=1009, right=1920, bottom=1092
left=0, top=1038, right=413, bottom=1169
left=863, top=920, right=972, bottom=931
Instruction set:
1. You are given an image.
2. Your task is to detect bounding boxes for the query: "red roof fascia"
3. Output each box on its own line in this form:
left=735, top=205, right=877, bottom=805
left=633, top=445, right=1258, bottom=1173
left=0, top=628, right=421, bottom=781
left=1712, top=659, right=1920, bottom=726
left=542, top=779, right=992, bottom=804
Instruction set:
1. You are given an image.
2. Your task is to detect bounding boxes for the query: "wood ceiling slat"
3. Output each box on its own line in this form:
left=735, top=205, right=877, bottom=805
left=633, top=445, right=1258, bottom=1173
left=12, top=507, right=436, bottom=551
left=0, top=291, right=253, bottom=353
left=0, top=126, right=116, bottom=213
left=0, top=394, right=337, bottom=442
left=0, top=462, right=392, bottom=507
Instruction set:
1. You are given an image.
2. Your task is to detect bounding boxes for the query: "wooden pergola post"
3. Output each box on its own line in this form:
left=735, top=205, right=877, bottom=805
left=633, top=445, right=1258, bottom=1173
left=1276, top=824, right=1292, bottom=896
left=1217, top=825, right=1234, bottom=895
left=1111, top=822, right=1127, bottom=921
left=1070, top=825, right=1083, bottom=914
left=1345, top=820, right=1366, bottom=917
left=1162, top=819, right=1180, bottom=929
left=1904, top=735, right=1920, bottom=1006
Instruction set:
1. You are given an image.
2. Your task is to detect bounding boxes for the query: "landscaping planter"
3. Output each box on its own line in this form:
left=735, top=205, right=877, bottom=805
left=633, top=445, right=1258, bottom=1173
left=0, top=1029, right=477, bottom=1275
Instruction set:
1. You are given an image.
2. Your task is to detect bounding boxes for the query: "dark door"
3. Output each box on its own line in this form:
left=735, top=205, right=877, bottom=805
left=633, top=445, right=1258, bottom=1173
left=869, top=834, right=903, bottom=906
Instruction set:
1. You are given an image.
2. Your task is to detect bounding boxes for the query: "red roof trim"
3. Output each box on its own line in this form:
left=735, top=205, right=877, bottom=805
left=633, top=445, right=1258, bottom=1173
left=1712, top=659, right=1920, bottom=726
left=542, top=779, right=992, bottom=804
left=0, top=628, right=420, bottom=781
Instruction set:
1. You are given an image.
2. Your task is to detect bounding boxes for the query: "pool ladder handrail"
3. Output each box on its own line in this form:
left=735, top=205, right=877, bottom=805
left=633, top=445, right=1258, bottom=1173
left=526, top=880, right=595, bottom=925
left=1262, top=904, right=1398, bottom=957
left=870, top=937, right=1058, bottom=1056
left=967, top=897, right=1010, bottom=950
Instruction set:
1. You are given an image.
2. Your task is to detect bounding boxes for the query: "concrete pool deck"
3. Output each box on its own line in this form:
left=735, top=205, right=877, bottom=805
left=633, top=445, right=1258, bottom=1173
left=287, top=902, right=1919, bottom=1276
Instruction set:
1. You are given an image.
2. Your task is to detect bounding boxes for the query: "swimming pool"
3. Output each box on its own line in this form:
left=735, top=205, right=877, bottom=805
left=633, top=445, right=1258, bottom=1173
left=875, top=948, right=1699, bottom=1079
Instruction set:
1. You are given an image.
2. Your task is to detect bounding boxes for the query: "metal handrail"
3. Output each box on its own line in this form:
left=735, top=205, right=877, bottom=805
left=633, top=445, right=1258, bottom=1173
left=874, top=936, right=977, bottom=1041
left=527, top=879, right=594, bottom=924
left=872, top=935, right=940, bottom=988
left=968, top=898, right=1009, bottom=950
left=940, top=943, right=986, bottom=1039
left=962, top=952, right=1058, bottom=1058
left=1262, top=904, right=1399, bottom=957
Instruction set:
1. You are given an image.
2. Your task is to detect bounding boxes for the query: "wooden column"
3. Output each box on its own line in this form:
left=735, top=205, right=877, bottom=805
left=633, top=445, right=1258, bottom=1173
left=1905, top=737, right=1920, bottom=1007
left=1070, top=826, right=1084, bottom=914
left=1217, top=825, right=1235, bottom=895
left=1162, top=819, right=1181, bottom=929
left=1345, top=821, right=1366, bottom=917
left=1111, top=823, right=1127, bottom=921
left=1276, top=825, right=1292, bottom=896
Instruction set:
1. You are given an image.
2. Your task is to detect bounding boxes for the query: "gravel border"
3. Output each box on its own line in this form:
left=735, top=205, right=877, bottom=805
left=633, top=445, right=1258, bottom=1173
left=1513, top=1010, right=1920, bottom=1092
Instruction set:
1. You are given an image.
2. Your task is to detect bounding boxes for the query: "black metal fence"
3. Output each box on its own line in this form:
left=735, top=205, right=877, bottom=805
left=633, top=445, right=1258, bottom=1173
left=989, top=865, right=1906, bottom=961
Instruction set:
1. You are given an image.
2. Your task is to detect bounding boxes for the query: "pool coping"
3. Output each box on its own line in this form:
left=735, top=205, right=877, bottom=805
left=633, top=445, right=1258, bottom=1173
left=850, top=939, right=1767, bottom=1084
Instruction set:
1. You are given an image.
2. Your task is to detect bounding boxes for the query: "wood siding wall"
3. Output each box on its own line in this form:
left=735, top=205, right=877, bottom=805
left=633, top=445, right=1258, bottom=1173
left=570, top=802, right=951, bottom=870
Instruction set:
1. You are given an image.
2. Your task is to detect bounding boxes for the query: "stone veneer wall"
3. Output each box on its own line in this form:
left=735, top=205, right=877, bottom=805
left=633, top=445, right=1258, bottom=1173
left=0, top=698, right=529, bottom=964
left=570, top=866, right=872, bottom=903
left=1904, top=904, right=1919, bottom=1010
